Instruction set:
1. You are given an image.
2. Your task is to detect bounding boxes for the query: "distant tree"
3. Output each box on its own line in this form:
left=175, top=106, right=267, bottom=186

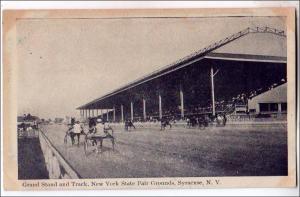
left=54, top=118, right=64, bottom=123
left=23, top=113, right=35, bottom=121
left=65, top=116, right=70, bottom=124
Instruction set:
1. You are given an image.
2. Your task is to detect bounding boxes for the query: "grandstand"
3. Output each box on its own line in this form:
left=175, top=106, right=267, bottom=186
left=77, top=27, right=287, bottom=122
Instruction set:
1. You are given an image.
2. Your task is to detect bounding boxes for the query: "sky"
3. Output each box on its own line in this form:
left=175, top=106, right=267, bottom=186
left=16, top=16, right=285, bottom=119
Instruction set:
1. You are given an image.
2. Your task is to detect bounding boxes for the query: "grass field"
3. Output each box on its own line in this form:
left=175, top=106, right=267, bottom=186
left=18, top=137, right=49, bottom=179
left=42, top=123, right=287, bottom=179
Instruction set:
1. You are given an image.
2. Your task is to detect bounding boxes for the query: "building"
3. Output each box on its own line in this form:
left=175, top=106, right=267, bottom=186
left=248, top=83, right=287, bottom=115
left=77, top=27, right=287, bottom=122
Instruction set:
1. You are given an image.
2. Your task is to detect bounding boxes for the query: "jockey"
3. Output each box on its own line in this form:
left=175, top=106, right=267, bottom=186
left=93, top=118, right=110, bottom=137
left=73, top=121, right=82, bottom=134
left=73, top=121, right=82, bottom=145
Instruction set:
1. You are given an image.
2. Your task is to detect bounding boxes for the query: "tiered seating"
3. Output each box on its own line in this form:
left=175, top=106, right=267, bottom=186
left=111, top=79, right=287, bottom=123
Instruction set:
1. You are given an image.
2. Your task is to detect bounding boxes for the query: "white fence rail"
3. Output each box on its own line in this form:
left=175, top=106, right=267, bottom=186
left=39, top=129, right=80, bottom=179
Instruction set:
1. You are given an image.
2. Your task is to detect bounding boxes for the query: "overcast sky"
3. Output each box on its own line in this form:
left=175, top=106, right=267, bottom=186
left=16, top=16, right=285, bottom=119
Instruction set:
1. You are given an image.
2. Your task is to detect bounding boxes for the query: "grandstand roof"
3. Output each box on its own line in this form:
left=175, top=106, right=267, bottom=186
left=78, top=26, right=286, bottom=109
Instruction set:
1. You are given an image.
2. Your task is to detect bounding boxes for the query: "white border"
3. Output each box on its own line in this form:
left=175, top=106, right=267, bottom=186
left=1, top=1, right=299, bottom=196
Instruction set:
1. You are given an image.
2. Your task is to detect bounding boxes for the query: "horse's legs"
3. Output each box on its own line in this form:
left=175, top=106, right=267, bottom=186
left=77, top=134, right=80, bottom=146
left=99, top=139, right=103, bottom=153
left=92, top=139, right=96, bottom=146
left=95, top=139, right=101, bottom=154
left=64, top=134, right=67, bottom=144
left=111, top=137, right=115, bottom=151
left=70, top=133, right=75, bottom=145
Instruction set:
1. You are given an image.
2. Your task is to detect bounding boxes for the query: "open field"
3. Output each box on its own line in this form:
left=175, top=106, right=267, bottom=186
left=18, top=138, right=49, bottom=179
left=41, top=123, right=287, bottom=178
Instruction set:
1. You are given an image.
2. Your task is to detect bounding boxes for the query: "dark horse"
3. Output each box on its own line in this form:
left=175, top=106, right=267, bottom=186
left=64, top=124, right=85, bottom=146
left=187, top=116, right=198, bottom=128
left=215, top=113, right=227, bottom=126
left=125, top=120, right=136, bottom=131
left=187, top=116, right=209, bottom=130
left=161, top=118, right=172, bottom=130
left=197, top=115, right=209, bottom=129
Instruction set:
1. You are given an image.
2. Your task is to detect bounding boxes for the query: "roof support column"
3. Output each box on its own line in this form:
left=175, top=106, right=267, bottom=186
left=121, top=105, right=124, bottom=122
left=113, top=106, right=116, bottom=122
left=106, top=109, right=109, bottom=122
left=130, top=102, right=134, bottom=121
left=88, top=109, right=91, bottom=118
left=159, top=93, right=162, bottom=120
left=143, top=98, right=146, bottom=121
left=101, top=109, right=103, bottom=119
left=278, top=103, right=282, bottom=113
left=96, top=109, right=99, bottom=117
left=180, top=84, right=184, bottom=119
left=92, top=109, right=95, bottom=117
left=210, top=66, right=216, bottom=117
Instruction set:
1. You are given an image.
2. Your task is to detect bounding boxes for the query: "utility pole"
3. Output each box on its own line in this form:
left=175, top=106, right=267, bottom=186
left=211, top=66, right=216, bottom=116
left=180, top=84, right=184, bottom=119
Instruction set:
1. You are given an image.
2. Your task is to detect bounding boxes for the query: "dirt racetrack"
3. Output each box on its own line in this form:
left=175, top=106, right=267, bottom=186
left=41, top=122, right=287, bottom=178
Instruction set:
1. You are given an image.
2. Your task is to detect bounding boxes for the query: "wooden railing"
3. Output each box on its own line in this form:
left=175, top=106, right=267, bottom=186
left=39, top=129, right=80, bottom=179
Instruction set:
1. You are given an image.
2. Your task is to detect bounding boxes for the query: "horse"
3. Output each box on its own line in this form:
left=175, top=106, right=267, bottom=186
left=186, top=117, right=198, bottom=128
left=216, top=114, right=227, bottom=126
left=197, top=115, right=209, bottom=129
left=64, top=124, right=85, bottom=146
left=125, top=120, right=136, bottom=131
left=84, top=126, right=115, bottom=155
left=161, top=118, right=172, bottom=130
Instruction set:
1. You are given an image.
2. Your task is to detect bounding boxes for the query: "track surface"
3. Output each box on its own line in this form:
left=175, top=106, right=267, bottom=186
left=41, top=123, right=287, bottom=179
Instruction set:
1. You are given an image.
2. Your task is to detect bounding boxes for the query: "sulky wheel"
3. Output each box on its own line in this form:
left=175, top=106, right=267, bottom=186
left=199, top=123, right=205, bottom=130
left=84, top=140, right=88, bottom=156
left=64, top=133, right=68, bottom=145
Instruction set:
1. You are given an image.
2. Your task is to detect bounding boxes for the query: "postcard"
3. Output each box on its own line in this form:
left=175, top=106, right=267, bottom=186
left=2, top=8, right=296, bottom=190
